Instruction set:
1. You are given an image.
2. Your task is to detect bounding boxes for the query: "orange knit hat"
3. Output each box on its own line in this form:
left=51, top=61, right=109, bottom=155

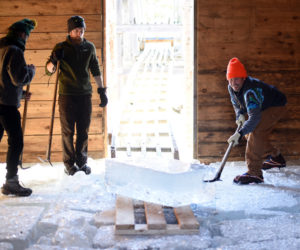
left=226, top=57, right=247, bottom=80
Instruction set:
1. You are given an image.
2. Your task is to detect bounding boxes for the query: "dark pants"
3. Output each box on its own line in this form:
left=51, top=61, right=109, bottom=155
left=58, top=95, right=92, bottom=169
left=0, top=105, right=23, bottom=180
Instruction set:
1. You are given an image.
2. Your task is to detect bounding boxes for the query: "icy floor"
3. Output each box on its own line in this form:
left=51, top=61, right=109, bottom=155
left=0, top=158, right=299, bottom=250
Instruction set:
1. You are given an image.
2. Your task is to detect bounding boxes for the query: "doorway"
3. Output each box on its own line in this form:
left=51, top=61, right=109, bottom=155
left=105, top=0, right=194, bottom=161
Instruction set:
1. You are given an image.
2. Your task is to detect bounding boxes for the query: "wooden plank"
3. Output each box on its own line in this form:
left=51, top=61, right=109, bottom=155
left=24, top=32, right=102, bottom=50
left=0, top=0, right=102, bottom=16
left=144, top=202, right=166, bottom=230
left=0, top=134, right=104, bottom=154
left=18, top=115, right=103, bottom=136
left=19, top=100, right=103, bottom=118
left=198, top=128, right=300, bottom=143
left=0, top=15, right=102, bottom=33
left=115, top=196, right=135, bottom=230
left=25, top=49, right=102, bottom=67
left=197, top=141, right=300, bottom=159
left=174, top=206, right=199, bottom=230
left=0, top=150, right=105, bottom=164
left=114, top=200, right=199, bottom=235
left=115, top=224, right=198, bottom=235
left=26, top=83, right=103, bottom=101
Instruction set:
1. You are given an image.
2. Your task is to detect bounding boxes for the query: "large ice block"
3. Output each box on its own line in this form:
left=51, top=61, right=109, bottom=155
left=105, top=157, right=216, bottom=207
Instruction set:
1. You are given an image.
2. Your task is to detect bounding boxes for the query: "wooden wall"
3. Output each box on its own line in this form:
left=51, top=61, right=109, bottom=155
left=195, top=0, right=300, bottom=163
left=0, top=0, right=106, bottom=163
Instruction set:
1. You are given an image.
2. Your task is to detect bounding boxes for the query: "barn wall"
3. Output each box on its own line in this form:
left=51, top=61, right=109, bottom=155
left=195, top=0, right=300, bottom=163
left=0, top=0, right=106, bottom=163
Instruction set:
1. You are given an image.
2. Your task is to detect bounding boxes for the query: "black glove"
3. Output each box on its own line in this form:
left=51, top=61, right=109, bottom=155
left=97, top=87, right=108, bottom=107
left=50, top=48, right=64, bottom=66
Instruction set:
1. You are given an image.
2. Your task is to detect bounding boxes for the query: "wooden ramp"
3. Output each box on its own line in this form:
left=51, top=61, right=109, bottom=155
left=115, top=196, right=199, bottom=235
left=110, top=45, right=179, bottom=160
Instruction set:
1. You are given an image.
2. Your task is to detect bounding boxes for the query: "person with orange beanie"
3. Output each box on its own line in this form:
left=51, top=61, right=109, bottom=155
left=226, top=57, right=287, bottom=184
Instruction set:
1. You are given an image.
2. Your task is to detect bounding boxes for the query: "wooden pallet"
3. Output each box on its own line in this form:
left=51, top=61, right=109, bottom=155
left=115, top=195, right=199, bottom=235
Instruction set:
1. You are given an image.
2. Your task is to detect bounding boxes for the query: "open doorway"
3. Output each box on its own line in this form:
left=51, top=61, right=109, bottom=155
left=106, top=0, right=194, bottom=161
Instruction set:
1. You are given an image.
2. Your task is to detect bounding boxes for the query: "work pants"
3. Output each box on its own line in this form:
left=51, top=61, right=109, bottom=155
left=0, top=105, right=23, bottom=180
left=246, top=106, right=287, bottom=176
left=58, top=95, right=92, bottom=169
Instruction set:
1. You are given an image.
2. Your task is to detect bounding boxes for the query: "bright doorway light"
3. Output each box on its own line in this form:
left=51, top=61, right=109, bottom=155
left=106, top=0, right=194, bottom=161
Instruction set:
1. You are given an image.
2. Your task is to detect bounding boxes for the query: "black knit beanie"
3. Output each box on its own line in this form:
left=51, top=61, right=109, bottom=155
left=67, top=16, right=86, bottom=32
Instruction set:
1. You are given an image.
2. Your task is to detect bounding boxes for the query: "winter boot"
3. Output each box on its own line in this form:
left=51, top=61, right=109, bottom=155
left=78, top=164, right=91, bottom=175
left=262, top=154, right=286, bottom=170
left=1, top=176, right=32, bottom=196
left=64, top=165, right=79, bottom=176
left=233, top=173, right=264, bottom=185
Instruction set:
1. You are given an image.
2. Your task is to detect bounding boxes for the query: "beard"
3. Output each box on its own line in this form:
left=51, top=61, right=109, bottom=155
left=70, top=36, right=83, bottom=44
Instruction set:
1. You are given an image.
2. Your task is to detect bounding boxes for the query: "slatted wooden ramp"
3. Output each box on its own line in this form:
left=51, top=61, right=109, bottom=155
left=115, top=195, right=199, bottom=235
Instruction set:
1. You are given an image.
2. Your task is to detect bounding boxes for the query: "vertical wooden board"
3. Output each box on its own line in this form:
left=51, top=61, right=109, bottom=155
left=115, top=196, right=135, bottom=230
left=174, top=206, right=199, bottom=230
left=144, top=202, right=166, bottom=230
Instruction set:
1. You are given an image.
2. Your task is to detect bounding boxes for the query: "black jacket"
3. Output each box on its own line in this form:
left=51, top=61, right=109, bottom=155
left=46, top=36, right=101, bottom=96
left=0, top=35, right=35, bottom=107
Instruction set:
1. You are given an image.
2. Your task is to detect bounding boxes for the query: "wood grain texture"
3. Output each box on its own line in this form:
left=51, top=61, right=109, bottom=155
left=0, top=0, right=105, bottom=163
left=0, top=0, right=102, bottom=16
left=115, top=196, right=135, bottom=230
left=144, top=203, right=167, bottom=230
left=195, top=0, right=300, bottom=163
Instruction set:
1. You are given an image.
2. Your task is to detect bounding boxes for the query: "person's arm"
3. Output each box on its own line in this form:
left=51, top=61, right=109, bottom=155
left=238, top=88, right=264, bottom=137
left=45, top=46, right=64, bottom=76
left=94, top=75, right=104, bottom=88
left=228, top=85, right=245, bottom=120
left=7, top=47, right=35, bottom=86
left=89, top=44, right=108, bottom=107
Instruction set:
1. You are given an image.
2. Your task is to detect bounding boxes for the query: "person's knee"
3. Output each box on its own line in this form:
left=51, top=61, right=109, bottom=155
left=8, top=134, right=23, bottom=152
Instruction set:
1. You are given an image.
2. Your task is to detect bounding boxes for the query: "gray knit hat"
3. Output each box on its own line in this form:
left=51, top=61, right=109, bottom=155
left=67, top=16, right=86, bottom=32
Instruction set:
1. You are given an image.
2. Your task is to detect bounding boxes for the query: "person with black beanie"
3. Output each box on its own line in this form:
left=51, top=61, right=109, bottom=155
left=46, top=15, right=108, bottom=176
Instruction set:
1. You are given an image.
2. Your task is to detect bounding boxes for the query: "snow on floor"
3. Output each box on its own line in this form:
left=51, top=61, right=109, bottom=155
left=0, top=158, right=299, bottom=250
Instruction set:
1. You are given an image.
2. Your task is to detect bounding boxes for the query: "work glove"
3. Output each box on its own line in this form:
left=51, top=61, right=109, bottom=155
left=50, top=48, right=64, bottom=66
left=236, top=114, right=245, bottom=126
left=227, top=131, right=241, bottom=147
left=97, top=87, right=108, bottom=107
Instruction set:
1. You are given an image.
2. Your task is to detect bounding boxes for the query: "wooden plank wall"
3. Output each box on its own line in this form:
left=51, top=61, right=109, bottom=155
left=195, top=0, right=300, bottom=163
left=0, top=0, right=106, bottom=163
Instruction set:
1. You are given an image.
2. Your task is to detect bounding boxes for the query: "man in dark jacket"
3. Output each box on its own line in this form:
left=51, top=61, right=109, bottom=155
left=226, top=58, right=287, bottom=185
left=0, top=19, right=36, bottom=196
left=46, top=16, right=108, bottom=176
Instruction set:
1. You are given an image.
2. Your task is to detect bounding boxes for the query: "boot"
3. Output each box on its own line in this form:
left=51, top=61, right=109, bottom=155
left=262, top=154, right=286, bottom=170
left=78, top=164, right=91, bottom=175
left=233, top=173, right=264, bottom=185
left=64, top=165, right=79, bottom=176
left=1, top=176, right=32, bottom=197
